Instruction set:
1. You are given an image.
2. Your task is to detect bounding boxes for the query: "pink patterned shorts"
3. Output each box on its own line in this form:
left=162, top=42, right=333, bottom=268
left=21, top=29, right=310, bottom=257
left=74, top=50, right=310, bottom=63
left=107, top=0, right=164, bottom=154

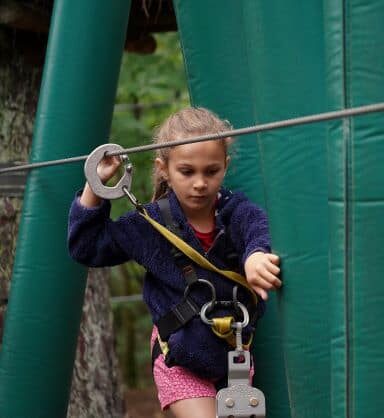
left=151, top=326, right=254, bottom=410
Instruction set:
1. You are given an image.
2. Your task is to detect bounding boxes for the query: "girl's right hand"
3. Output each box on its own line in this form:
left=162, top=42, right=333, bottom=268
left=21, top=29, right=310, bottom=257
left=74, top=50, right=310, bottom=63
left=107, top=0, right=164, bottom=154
left=97, top=155, right=122, bottom=184
left=79, top=156, right=122, bottom=208
left=244, top=251, right=282, bottom=300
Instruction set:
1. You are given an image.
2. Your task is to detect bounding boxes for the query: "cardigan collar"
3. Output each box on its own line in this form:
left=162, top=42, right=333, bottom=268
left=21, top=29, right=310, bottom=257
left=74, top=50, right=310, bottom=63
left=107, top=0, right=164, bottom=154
left=166, top=188, right=235, bottom=233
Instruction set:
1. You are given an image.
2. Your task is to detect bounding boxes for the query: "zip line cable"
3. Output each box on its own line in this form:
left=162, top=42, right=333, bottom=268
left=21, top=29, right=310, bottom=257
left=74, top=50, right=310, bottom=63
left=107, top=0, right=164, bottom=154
left=1, top=102, right=384, bottom=175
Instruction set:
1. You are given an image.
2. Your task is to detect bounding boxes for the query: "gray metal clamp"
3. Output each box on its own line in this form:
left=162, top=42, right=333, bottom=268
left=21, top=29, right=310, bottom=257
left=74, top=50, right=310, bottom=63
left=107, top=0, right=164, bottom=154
left=84, top=143, right=132, bottom=200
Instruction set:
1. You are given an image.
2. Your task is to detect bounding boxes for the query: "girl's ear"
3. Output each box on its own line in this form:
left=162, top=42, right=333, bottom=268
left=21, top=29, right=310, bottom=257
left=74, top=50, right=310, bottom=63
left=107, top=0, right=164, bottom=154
left=155, top=157, right=168, bottom=179
left=225, top=155, right=231, bottom=169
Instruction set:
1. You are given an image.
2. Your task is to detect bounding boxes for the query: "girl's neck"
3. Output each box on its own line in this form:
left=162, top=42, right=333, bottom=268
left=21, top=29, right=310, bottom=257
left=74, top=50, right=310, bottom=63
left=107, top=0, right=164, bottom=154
left=185, top=207, right=215, bottom=233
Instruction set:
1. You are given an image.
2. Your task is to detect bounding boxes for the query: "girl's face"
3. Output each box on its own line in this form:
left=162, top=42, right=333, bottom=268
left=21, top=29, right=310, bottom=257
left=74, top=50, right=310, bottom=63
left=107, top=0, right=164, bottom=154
left=156, top=140, right=229, bottom=219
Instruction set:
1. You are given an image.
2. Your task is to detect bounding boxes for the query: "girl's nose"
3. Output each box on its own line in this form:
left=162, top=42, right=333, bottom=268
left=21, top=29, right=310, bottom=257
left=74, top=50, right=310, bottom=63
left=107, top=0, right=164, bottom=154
left=193, top=176, right=207, bottom=189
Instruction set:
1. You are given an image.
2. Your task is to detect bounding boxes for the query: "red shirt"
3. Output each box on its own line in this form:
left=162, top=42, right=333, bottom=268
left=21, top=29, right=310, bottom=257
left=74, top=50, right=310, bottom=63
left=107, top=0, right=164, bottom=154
left=190, top=224, right=216, bottom=252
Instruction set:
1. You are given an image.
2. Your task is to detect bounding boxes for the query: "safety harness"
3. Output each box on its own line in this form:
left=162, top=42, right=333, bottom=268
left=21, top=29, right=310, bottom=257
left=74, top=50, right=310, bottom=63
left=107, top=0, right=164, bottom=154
left=144, top=197, right=258, bottom=367
left=82, top=147, right=258, bottom=369
left=82, top=145, right=267, bottom=415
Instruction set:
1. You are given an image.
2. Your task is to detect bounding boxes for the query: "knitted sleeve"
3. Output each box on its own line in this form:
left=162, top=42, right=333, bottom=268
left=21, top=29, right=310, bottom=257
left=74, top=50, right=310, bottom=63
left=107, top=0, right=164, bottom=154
left=67, top=192, right=157, bottom=268
left=229, top=197, right=271, bottom=266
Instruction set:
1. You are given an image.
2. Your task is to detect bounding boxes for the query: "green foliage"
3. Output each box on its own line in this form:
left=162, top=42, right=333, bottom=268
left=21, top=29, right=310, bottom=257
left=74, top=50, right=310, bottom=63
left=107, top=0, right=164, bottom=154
left=110, top=32, right=189, bottom=213
left=109, top=32, right=189, bottom=388
left=115, top=34, right=188, bottom=105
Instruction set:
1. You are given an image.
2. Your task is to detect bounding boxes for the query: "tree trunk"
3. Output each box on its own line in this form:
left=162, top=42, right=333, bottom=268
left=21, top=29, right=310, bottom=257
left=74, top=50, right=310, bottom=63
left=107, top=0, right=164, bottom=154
left=0, top=26, right=125, bottom=418
left=68, top=268, right=126, bottom=418
left=0, top=26, right=39, bottom=348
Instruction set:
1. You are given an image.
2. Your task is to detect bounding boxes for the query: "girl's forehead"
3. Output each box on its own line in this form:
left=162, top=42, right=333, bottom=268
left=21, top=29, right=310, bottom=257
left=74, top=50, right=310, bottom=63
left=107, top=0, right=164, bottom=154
left=169, top=140, right=226, bottom=160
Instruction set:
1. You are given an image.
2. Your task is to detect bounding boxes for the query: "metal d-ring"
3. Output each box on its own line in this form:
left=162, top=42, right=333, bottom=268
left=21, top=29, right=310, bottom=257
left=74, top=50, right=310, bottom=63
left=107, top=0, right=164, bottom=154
left=184, top=279, right=217, bottom=301
left=84, top=143, right=132, bottom=200
left=200, top=300, right=249, bottom=328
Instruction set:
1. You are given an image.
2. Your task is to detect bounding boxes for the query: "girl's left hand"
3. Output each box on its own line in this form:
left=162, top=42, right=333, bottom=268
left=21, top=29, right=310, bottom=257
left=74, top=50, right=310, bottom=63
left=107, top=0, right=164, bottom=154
left=244, top=251, right=282, bottom=300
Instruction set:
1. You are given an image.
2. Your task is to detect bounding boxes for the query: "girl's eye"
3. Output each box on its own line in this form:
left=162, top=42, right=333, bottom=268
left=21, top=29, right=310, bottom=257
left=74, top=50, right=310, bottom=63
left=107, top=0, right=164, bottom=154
left=206, top=169, right=220, bottom=176
left=180, top=169, right=193, bottom=176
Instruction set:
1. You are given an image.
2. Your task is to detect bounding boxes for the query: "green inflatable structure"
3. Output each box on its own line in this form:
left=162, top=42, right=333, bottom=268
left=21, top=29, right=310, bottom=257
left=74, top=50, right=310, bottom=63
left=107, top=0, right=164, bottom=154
left=0, top=1, right=383, bottom=417
left=325, top=2, right=384, bottom=417
left=0, top=1, right=131, bottom=417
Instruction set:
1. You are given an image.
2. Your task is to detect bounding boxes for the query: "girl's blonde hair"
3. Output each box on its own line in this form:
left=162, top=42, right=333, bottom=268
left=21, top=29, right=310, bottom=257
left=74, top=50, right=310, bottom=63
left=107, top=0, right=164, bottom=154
left=152, top=107, right=233, bottom=201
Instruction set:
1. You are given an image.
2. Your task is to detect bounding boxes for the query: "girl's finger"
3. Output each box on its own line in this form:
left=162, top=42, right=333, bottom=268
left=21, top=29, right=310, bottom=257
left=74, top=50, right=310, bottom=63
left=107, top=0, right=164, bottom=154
left=262, top=270, right=282, bottom=288
left=248, top=275, right=274, bottom=290
left=103, top=156, right=120, bottom=166
left=267, top=253, right=280, bottom=265
left=252, top=286, right=269, bottom=301
left=266, top=262, right=280, bottom=275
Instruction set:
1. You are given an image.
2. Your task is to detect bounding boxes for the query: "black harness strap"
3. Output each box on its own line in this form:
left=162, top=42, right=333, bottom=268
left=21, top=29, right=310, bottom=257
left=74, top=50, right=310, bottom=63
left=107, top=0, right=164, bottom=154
left=157, top=198, right=199, bottom=285
left=153, top=197, right=202, bottom=348
left=156, top=297, right=200, bottom=341
left=151, top=338, right=163, bottom=369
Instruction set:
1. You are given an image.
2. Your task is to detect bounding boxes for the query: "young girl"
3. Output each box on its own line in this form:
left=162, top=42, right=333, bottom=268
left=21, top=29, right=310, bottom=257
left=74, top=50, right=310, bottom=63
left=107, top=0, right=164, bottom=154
left=68, top=107, right=281, bottom=418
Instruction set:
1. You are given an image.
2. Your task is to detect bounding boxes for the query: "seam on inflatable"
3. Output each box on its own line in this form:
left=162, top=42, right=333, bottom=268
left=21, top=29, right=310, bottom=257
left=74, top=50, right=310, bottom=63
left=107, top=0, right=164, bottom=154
left=342, top=1, right=353, bottom=417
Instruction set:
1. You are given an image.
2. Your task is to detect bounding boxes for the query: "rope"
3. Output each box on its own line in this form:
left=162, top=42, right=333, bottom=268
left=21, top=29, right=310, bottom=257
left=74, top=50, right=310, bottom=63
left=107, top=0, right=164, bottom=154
left=1, top=102, right=383, bottom=175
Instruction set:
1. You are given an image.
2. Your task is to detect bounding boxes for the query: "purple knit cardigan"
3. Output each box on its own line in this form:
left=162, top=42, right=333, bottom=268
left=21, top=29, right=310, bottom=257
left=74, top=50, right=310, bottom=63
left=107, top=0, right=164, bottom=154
left=68, top=188, right=270, bottom=379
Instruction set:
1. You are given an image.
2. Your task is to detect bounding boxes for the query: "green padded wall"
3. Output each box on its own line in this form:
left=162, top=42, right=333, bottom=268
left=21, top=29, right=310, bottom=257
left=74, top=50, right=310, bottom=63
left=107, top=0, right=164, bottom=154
left=0, top=1, right=131, bottom=417
left=173, top=2, right=290, bottom=418
left=246, top=3, right=331, bottom=418
left=175, top=1, right=331, bottom=417
left=325, top=1, right=384, bottom=417
left=175, top=2, right=265, bottom=202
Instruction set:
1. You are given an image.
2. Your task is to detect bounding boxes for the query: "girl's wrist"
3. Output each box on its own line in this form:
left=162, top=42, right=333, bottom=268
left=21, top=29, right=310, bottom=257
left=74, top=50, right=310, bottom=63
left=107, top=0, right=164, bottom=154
left=79, top=183, right=103, bottom=208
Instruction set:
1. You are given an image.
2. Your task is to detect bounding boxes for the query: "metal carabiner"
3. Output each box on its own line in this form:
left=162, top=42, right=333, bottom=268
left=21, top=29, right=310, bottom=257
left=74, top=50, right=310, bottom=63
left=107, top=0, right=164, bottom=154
left=84, top=143, right=132, bottom=200
left=122, top=185, right=144, bottom=213
left=200, top=300, right=249, bottom=329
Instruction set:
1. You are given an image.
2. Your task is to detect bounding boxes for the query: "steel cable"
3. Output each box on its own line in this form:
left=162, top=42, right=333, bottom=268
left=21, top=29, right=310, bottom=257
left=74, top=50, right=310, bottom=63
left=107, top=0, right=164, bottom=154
left=1, top=102, right=383, bottom=174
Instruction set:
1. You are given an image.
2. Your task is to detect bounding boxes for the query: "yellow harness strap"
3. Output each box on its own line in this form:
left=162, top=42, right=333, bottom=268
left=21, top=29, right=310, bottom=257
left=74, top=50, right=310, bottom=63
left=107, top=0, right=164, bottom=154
left=211, top=316, right=235, bottom=344
left=141, top=207, right=256, bottom=353
left=140, top=208, right=256, bottom=303
left=157, top=335, right=170, bottom=356
left=211, top=317, right=253, bottom=349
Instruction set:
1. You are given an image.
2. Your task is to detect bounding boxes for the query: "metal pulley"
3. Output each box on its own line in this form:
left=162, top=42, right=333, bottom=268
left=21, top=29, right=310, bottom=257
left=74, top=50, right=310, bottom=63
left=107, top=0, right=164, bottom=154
left=84, top=143, right=132, bottom=200
left=216, top=349, right=266, bottom=418
left=216, top=319, right=266, bottom=418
